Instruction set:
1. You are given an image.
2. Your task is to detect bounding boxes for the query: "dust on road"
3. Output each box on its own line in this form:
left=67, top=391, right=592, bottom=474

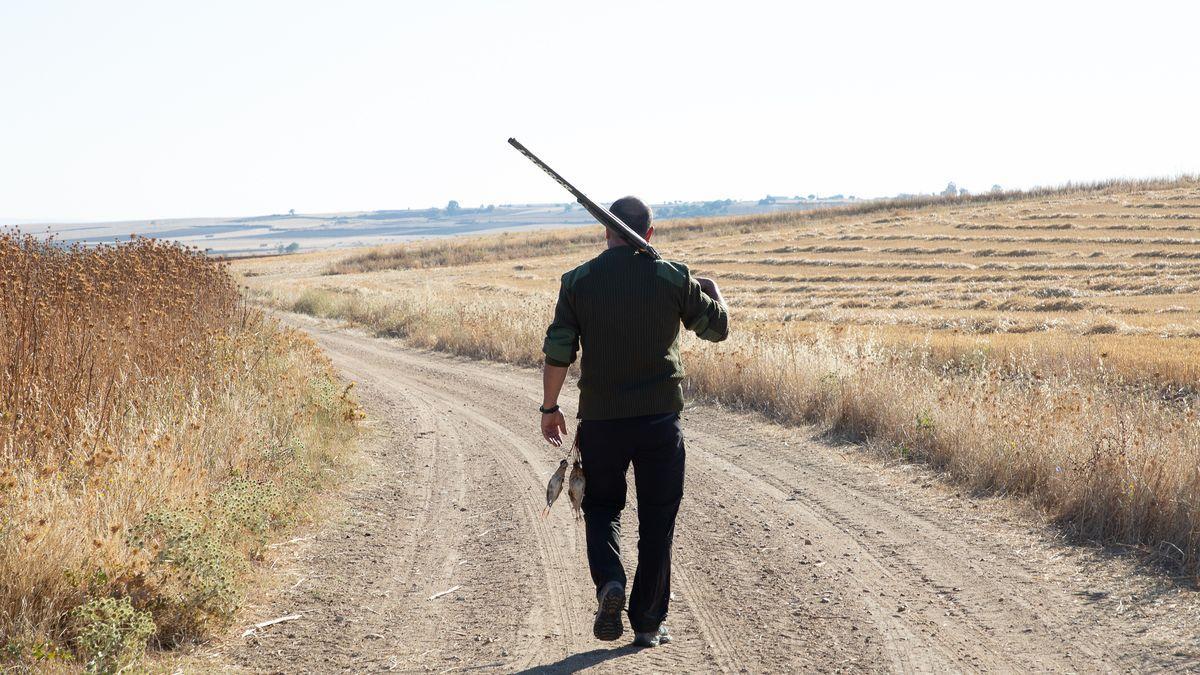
left=221, top=315, right=1200, bottom=673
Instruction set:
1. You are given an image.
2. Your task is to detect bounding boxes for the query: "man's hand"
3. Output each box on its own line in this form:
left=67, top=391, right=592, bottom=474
left=696, top=276, right=724, bottom=305
left=541, top=364, right=569, bottom=446
left=541, top=410, right=568, bottom=447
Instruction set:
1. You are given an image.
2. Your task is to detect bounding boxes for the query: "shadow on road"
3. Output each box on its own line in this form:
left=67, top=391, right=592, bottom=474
left=515, top=645, right=642, bottom=674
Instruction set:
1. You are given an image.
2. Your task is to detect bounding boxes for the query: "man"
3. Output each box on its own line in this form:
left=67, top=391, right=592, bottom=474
left=538, top=196, right=729, bottom=648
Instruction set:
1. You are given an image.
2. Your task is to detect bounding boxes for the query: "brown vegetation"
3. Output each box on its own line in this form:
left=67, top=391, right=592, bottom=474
left=1, top=233, right=358, bottom=671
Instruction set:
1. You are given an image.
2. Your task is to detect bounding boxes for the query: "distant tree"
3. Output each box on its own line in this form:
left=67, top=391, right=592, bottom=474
left=446, top=200, right=461, bottom=214
left=991, top=184, right=1003, bottom=194
left=941, top=182, right=958, bottom=197
left=757, top=195, right=776, bottom=206
left=958, top=188, right=970, bottom=196
left=807, top=194, right=816, bottom=200
left=485, top=204, right=495, bottom=212
left=288, top=208, right=295, bottom=216
left=830, top=194, right=844, bottom=199
left=284, top=242, right=300, bottom=253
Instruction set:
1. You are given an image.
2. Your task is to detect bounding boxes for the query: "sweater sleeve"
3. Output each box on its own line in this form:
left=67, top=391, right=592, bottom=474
left=543, top=279, right=581, bottom=366
left=681, top=271, right=729, bottom=342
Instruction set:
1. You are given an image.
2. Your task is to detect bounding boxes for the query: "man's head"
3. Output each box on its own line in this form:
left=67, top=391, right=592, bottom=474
left=606, top=196, right=653, bottom=246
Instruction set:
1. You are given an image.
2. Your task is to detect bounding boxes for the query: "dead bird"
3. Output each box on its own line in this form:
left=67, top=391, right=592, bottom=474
left=567, top=460, right=585, bottom=521
left=542, top=459, right=569, bottom=518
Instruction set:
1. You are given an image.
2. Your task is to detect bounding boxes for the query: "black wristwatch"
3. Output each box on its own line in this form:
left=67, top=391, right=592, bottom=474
left=539, top=404, right=560, bottom=414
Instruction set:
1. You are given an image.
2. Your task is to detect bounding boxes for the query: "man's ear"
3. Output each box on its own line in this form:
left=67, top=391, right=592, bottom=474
left=644, top=226, right=654, bottom=241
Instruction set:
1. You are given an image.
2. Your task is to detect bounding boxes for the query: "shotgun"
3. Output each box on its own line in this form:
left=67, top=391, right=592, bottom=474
left=508, top=138, right=661, bottom=260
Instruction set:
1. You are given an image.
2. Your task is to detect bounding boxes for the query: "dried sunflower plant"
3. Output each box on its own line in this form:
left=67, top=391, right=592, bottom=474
left=0, top=231, right=361, bottom=672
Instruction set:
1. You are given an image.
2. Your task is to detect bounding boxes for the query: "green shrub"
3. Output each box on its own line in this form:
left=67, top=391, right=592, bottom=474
left=126, top=509, right=238, bottom=642
left=70, top=596, right=154, bottom=674
left=214, top=476, right=282, bottom=554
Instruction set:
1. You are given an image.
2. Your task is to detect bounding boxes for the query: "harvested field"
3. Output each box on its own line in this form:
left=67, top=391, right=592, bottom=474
left=300, top=180, right=1200, bottom=342
left=238, top=178, right=1200, bottom=573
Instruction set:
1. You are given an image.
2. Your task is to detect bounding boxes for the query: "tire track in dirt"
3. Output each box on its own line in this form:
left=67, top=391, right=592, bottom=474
left=681, top=435, right=998, bottom=671
left=336, top=342, right=838, bottom=669
left=329, top=344, right=606, bottom=670
left=384, top=371, right=586, bottom=664
left=680, top=416, right=1196, bottom=672
left=307, top=321, right=740, bottom=673
left=223, top=314, right=1200, bottom=673
left=421, top=338, right=1198, bottom=671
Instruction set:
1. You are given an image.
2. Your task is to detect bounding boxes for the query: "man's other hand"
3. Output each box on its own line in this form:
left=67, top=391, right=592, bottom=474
left=541, top=410, right=568, bottom=447
left=696, top=276, right=724, bottom=304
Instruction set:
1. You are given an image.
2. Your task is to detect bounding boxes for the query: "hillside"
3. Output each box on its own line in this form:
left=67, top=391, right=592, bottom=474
left=14, top=197, right=857, bottom=257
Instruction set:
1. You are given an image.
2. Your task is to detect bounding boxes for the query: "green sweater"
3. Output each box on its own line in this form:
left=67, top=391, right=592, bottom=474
left=543, top=246, right=730, bottom=420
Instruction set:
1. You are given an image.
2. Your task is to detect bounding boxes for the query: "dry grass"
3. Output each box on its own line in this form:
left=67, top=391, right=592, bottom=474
left=238, top=176, right=1200, bottom=573
left=326, top=228, right=608, bottom=275
left=1, top=233, right=359, bottom=670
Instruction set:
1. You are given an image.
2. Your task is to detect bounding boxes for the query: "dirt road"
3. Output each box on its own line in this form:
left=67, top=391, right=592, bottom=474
left=222, top=316, right=1199, bottom=673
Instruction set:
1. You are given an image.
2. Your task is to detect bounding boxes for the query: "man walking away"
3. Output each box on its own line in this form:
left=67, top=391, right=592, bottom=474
left=537, top=196, right=729, bottom=648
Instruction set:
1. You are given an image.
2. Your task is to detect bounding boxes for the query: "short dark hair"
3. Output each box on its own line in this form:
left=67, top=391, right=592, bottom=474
left=609, top=196, right=653, bottom=237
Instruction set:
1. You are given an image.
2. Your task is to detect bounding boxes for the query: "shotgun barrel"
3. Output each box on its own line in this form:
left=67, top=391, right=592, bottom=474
left=508, top=138, right=661, bottom=260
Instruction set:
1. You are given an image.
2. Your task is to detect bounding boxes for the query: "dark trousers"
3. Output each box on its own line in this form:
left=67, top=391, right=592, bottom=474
left=577, top=411, right=685, bottom=633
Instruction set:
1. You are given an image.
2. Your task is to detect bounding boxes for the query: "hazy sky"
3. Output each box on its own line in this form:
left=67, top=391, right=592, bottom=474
left=2, top=0, right=1198, bottom=222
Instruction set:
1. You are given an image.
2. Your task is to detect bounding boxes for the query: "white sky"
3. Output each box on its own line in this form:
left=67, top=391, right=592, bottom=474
left=2, top=0, right=1198, bottom=222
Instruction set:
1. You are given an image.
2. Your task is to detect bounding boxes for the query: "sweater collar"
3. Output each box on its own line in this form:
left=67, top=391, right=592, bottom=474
left=599, top=245, right=638, bottom=258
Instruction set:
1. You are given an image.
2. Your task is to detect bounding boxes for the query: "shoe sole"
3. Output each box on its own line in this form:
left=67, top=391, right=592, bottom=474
left=593, top=586, right=625, bottom=641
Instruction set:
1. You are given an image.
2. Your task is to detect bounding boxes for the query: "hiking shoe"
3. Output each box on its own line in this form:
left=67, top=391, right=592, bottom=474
left=633, top=625, right=672, bottom=648
left=592, top=581, right=626, bottom=641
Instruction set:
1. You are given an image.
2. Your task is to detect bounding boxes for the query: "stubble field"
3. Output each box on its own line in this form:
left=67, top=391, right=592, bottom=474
left=237, top=177, right=1200, bottom=573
